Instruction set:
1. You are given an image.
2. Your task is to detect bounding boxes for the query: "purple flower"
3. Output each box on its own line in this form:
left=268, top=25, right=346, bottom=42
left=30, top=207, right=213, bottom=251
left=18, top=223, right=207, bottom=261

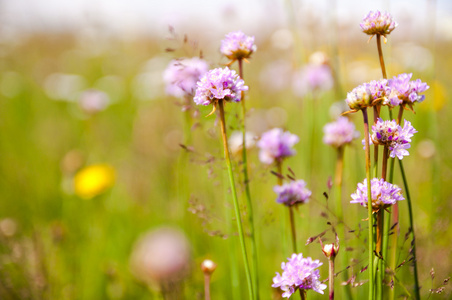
left=193, top=67, right=248, bottom=106
left=360, top=11, right=397, bottom=37
left=323, top=117, right=360, bottom=148
left=257, top=128, right=299, bottom=164
left=387, top=73, right=429, bottom=108
left=345, top=83, right=373, bottom=111
left=293, top=64, right=333, bottom=97
left=274, top=180, right=311, bottom=206
left=366, top=118, right=417, bottom=159
left=220, top=31, right=257, bottom=61
left=272, top=253, right=327, bottom=298
left=351, top=178, right=404, bottom=211
left=163, top=58, right=209, bottom=98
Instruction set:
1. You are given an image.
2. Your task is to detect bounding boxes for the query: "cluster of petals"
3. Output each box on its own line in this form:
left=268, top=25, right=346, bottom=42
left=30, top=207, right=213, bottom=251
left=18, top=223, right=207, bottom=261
left=220, top=31, right=257, bottom=61
left=274, top=180, right=311, bottom=206
left=193, top=67, right=248, bottom=106
left=323, top=116, right=360, bottom=148
left=351, top=178, right=404, bottom=211
left=163, top=58, right=209, bottom=98
left=257, top=128, right=299, bottom=164
left=345, top=74, right=429, bottom=111
left=293, top=64, right=333, bottom=97
left=387, top=73, right=429, bottom=108
left=366, top=118, right=417, bottom=159
left=272, top=253, right=326, bottom=298
left=360, top=11, right=398, bottom=37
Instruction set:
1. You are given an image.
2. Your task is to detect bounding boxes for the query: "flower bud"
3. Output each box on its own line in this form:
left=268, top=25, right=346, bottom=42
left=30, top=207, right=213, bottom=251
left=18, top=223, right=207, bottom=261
left=201, top=259, right=217, bottom=275
left=319, top=235, right=339, bottom=259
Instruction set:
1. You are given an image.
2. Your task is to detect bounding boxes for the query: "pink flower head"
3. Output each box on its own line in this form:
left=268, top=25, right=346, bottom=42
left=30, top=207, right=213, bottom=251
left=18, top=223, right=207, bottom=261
left=274, top=180, right=311, bottom=206
left=193, top=67, right=248, bottom=106
left=220, top=31, right=257, bottom=61
left=257, top=128, right=299, bottom=164
left=360, top=11, right=397, bottom=37
left=351, top=178, right=404, bottom=212
left=323, top=117, right=359, bottom=148
left=272, top=253, right=327, bottom=298
left=163, top=57, right=209, bottom=98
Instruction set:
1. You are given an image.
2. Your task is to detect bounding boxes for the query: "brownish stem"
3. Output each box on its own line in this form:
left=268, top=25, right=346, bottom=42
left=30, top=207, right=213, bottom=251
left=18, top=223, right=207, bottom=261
left=397, top=106, right=404, bottom=125
left=204, top=274, right=211, bottom=300
left=329, top=258, right=335, bottom=300
left=376, top=34, right=387, bottom=79
left=276, top=160, right=283, bottom=186
left=299, top=289, right=307, bottom=300
left=334, top=147, right=344, bottom=190
left=373, top=106, right=380, bottom=178
left=382, top=146, right=389, bottom=181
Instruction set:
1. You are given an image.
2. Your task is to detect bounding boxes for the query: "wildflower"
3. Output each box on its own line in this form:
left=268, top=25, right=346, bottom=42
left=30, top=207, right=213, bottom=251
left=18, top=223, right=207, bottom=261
left=293, top=64, right=333, bottom=97
left=345, top=83, right=373, bottom=112
left=257, top=128, right=299, bottom=164
left=228, top=131, right=256, bottom=155
left=193, top=67, right=248, bottom=106
left=78, top=89, right=110, bottom=114
left=201, top=259, right=217, bottom=275
left=272, top=253, right=327, bottom=298
left=387, top=73, right=429, bottom=110
left=163, top=57, right=209, bottom=98
left=367, top=118, right=417, bottom=159
left=350, top=178, right=404, bottom=212
left=73, top=164, right=115, bottom=199
left=323, top=116, right=360, bottom=148
left=360, top=11, right=397, bottom=38
left=274, top=180, right=311, bottom=206
left=220, top=31, right=257, bottom=61
left=130, top=227, right=191, bottom=285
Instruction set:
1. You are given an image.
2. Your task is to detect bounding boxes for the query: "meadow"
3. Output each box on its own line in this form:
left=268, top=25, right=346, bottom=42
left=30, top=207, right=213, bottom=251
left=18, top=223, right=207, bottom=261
left=0, top=6, right=451, bottom=300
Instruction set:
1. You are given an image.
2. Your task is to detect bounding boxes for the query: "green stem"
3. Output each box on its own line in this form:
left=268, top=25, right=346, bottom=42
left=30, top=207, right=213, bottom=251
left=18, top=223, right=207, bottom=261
left=218, top=100, right=254, bottom=300
left=289, top=206, right=297, bottom=253
left=373, top=106, right=379, bottom=178
left=376, top=34, right=387, bottom=79
left=238, top=58, right=259, bottom=300
left=398, top=160, right=421, bottom=300
left=362, top=108, right=374, bottom=300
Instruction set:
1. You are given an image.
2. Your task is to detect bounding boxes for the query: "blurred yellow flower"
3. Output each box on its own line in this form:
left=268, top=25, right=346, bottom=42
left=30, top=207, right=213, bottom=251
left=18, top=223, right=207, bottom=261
left=73, top=164, right=116, bottom=199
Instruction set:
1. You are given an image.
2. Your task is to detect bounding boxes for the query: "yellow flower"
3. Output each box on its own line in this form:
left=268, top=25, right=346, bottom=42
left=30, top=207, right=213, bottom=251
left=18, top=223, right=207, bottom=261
left=73, top=164, right=115, bottom=199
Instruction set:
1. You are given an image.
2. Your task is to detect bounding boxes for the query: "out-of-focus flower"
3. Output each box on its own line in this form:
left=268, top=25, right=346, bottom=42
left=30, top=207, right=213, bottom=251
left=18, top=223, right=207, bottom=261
left=130, top=227, right=191, bottom=286
left=387, top=73, right=429, bottom=110
left=73, top=164, right=115, bottom=199
left=273, top=180, right=311, bottom=206
left=228, top=131, right=256, bottom=155
left=194, top=67, right=247, bottom=106
left=323, top=117, right=359, bottom=148
left=0, top=218, right=17, bottom=237
left=360, top=11, right=397, bottom=37
left=351, top=178, right=404, bottom=212
left=367, top=118, right=417, bottom=159
left=257, top=128, right=299, bottom=165
left=163, top=57, right=209, bottom=98
left=220, top=31, right=257, bottom=61
left=78, top=89, right=110, bottom=114
left=293, top=64, right=333, bottom=97
left=272, top=253, right=326, bottom=298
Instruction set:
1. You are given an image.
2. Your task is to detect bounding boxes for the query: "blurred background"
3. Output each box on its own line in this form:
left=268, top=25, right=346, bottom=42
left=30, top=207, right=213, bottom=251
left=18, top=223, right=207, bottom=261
left=0, top=0, right=451, bottom=299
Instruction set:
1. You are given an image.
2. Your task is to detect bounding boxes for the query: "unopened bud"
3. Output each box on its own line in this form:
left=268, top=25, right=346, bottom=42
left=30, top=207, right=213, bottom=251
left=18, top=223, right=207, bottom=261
left=201, top=259, right=217, bottom=275
left=320, top=235, right=340, bottom=259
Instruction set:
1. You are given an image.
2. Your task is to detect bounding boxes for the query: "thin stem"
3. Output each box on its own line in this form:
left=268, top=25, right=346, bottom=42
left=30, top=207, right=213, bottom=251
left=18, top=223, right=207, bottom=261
left=398, top=160, right=421, bottom=300
left=329, top=258, right=335, bottom=300
left=373, top=107, right=379, bottom=178
left=218, top=100, right=254, bottom=300
left=376, top=34, right=387, bottom=79
left=289, top=206, right=297, bottom=253
left=299, top=289, right=307, bottom=300
left=397, top=106, right=404, bottom=124
left=362, top=108, right=374, bottom=300
left=276, top=160, right=289, bottom=255
left=238, top=58, right=259, bottom=300
left=204, top=274, right=211, bottom=300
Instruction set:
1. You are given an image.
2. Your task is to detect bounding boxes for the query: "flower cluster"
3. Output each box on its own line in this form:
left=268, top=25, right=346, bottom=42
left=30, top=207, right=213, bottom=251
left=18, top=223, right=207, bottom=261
left=351, top=178, right=404, bottom=211
left=193, top=67, right=248, bottom=106
left=345, top=74, right=429, bottom=111
left=293, top=64, right=333, bottom=97
left=257, top=128, right=299, bottom=164
left=387, top=73, right=430, bottom=108
left=323, top=116, right=360, bottom=148
left=220, top=31, right=257, bottom=61
left=163, top=58, right=209, bottom=98
left=360, top=11, right=398, bottom=37
left=274, top=180, right=311, bottom=206
left=367, top=118, right=417, bottom=159
left=272, top=253, right=326, bottom=298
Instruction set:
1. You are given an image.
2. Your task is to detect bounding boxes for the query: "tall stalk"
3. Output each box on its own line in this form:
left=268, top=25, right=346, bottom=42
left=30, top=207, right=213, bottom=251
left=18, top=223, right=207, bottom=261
left=218, top=100, right=254, bottom=300
left=238, top=58, right=259, bottom=299
left=362, top=108, right=374, bottom=300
